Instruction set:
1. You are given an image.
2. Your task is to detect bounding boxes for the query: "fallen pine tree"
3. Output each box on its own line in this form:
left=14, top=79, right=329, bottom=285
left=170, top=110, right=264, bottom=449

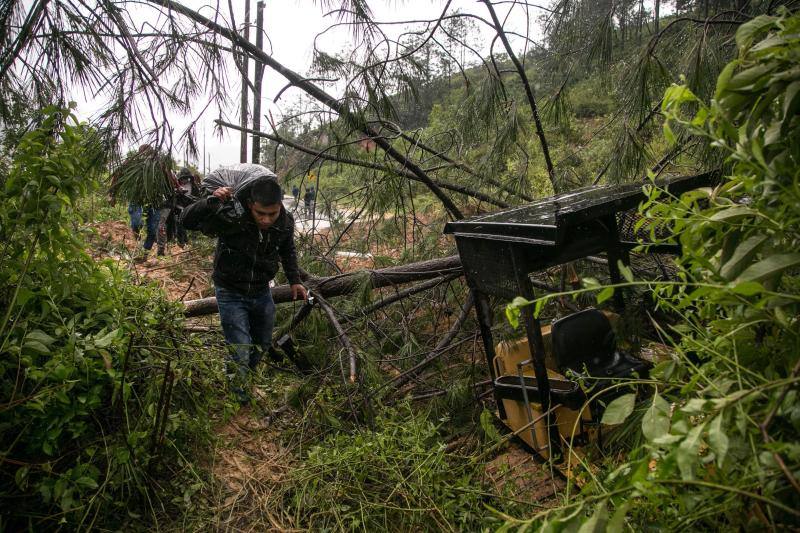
left=182, top=255, right=464, bottom=316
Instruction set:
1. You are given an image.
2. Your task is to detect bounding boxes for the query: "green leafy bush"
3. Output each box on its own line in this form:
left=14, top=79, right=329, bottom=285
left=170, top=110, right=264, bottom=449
left=505, top=11, right=800, bottom=531
left=570, top=78, right=614, bottom=119
left=0, top=107, right=224, bottom=529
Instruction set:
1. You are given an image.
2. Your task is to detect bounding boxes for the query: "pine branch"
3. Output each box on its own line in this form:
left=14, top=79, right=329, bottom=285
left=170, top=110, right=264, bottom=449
left=482, top=0, right=557, bottom=192
left=215, top=119, right=510, bottom=208
left=148, top=0, right=464, bottom=219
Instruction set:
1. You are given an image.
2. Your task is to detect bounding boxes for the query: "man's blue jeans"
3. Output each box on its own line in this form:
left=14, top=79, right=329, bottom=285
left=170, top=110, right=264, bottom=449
left=215, top=286, right=276, bottom=387
left=128, top=204, right=161, bottom=250
left=128, top=203, right=143, bottom=233
left=142, top=207, right=161, bottom=250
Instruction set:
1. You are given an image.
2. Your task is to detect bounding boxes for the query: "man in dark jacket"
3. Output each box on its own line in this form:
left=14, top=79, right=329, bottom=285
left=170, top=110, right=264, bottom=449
left=182, top=169, right=306, bottom=402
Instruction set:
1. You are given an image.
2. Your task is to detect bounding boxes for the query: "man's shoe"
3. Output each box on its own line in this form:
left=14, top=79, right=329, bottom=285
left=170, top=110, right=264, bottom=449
left=267, top=346, right=284, bottom=363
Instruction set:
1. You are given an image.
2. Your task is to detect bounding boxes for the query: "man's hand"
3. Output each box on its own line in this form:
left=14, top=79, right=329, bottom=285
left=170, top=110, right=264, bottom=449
left=290, top=284, right=308, bottom=301
left=212, top=187, right=233, bottom=201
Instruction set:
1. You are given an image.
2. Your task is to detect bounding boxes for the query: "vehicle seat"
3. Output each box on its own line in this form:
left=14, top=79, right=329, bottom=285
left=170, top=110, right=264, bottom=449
left=551, top=308, right=649, bottom=379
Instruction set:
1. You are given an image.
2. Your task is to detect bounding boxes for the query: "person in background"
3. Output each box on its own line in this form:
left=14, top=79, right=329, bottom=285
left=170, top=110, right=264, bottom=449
left=292, top=185, right=300, bottom=203
left=169, top=167, right=201, bottom=246
left=181, top=165, right=307, bottom=403
left=127, top=203, right=144, bottom=240
left=303, top=186, right=314, bottom=218
left=108, top=144, right=171, bottom=256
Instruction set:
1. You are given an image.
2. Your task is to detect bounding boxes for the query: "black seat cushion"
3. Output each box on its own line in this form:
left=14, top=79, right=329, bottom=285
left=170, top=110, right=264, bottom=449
left=552, top=309, right=616, bottom=373
left=552, top=308, right=651, bottom=380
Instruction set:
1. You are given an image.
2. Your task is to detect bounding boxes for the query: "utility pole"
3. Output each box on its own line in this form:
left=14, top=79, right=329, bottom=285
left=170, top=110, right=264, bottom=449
left=239, top=0, right=251, bottom=163
left=251, top=1, right=265, bottom=164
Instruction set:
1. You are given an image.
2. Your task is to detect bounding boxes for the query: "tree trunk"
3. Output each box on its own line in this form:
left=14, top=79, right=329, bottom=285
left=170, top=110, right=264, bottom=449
left=655, top=0, right=660, bottom=34
left=239, top=0, right=250, bottom=163
left=183, top=255, right=464, bottom=316
left=251, top=1, right=265, bottom=164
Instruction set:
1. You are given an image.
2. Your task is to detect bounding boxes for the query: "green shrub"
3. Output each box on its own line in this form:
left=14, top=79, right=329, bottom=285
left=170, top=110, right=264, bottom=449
left=279, top=405, right=497, bottom=531
left=0, top=106, right=225, bottom=529
left=504, top=11, right=800, bottom=530
left=570, top=78, right=614, bottom=118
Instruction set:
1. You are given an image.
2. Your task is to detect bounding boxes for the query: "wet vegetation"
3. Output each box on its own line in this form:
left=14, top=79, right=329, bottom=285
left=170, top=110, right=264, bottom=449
left=1, top=1, right=798, bottom=531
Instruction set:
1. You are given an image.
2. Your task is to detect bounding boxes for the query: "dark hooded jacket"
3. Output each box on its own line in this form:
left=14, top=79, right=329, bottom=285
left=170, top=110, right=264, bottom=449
left=181, top=166, right=301, bottom=296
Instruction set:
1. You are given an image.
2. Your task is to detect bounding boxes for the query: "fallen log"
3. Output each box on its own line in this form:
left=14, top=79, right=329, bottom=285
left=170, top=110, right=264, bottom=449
left=182, top=255, right=464, bottom=317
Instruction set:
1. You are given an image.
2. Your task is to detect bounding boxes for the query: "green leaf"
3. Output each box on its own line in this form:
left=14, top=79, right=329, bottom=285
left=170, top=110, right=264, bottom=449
left=709, top=206, right=757, bottom=222
left=25, top=329, right=56, bottom=347
left=681, top=398, right=708, bottom=415
left=94, top=328, right=120, bottom=348
left=582, top=277, right=601, bottom=290
left=480, top=408, right=501, bottom=442
left=663, top=121, right=676, bottom=146
left=607, top=502, right=630, bottom=532
left=735, top=15, right=778, bottom=50
left=782, top=81, right=800, bottom=132
left=618, top=260, right=633, bottom=283
left=602, top=394, right=636, bottom=426
left=731, top=280, right=764, bottom=296
left=578, top=501, right=608, bottom=533
left=720, top=234, right=768, bottom=280
left=737, top=253, right=800, bottom=283
left=15, top=466, right=29, bottom=489
left=596, top=286, right=615, bottom=304
left=75, top=476, right=98, bottom=490
left=707, top=414, right=729, bottom=467
left=677, top=422, right=706, bottom=481
left=715, top=61, right=738, bottom=99
left=642, top=393, right=671, bottom=442
left=23, top=340, right=51, bottom=355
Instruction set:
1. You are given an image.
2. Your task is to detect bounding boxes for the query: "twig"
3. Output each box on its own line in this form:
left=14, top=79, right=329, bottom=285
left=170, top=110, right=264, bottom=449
left=342, top=273, right=462, bottom=324
left=759, top=358, right=800, bottom=495
left=483, top=0, right=556, bottom=191
left=179, top=277, right=196, bottom=301
left=385, top=291, right=475, bottom=392
left=150, top=358, right=172, bottom=454
left=315, top=293, right=358, bottom=384
left=409, top=379, right=492, bottom=401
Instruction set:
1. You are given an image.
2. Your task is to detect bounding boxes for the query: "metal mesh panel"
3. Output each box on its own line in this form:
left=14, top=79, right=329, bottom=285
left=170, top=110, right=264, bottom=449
left=617, top=209, right=672, bottom=242
left=455, top=238, right=521, bottom=299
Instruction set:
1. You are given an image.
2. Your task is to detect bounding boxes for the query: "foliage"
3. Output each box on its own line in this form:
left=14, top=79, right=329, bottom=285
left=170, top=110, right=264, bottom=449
left=275, top=405, right=500, bottom=531
left=0, top=107, right=225, bottom=529
left=108, top=146, right=176, bottom=207
left=504, top=11, right=800, bottom=530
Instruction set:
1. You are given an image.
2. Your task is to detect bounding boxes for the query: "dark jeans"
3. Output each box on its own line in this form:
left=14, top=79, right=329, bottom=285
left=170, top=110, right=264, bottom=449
left=216, top=286, right=276, bottom=384
left=128, top=204, right=161, bottom=250
left=128, top=203, right=143, bottom=233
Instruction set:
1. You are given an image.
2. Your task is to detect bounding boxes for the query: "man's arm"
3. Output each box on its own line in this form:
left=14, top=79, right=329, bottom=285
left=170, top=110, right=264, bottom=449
left=278, top=228, right=302, bottom=285
left=181, top=187, right=232, bottom=233
left=277, top=213, right=306, bottom=300
left=181, top=196, right=219, bottom=232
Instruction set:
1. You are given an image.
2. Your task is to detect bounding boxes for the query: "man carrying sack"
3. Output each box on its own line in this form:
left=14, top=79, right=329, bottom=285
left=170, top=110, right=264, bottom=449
left=182, top=164, right=307, bottom=403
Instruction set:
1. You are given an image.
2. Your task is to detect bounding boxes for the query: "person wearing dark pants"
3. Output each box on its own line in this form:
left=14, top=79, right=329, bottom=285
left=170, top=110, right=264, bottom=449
left=182, top=168, right=306, bottom=403
left=142, top=206, right=161, bottom=251
left=127, top=203, right=160, bottom=249
left=215, top=287, right=276, bottom=372
left=128, top=203, right=143, bottom=239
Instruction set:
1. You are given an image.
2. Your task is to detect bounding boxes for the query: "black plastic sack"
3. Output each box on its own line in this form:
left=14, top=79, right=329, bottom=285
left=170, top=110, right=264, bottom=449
left=201, top=163, right=278, bottom=219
